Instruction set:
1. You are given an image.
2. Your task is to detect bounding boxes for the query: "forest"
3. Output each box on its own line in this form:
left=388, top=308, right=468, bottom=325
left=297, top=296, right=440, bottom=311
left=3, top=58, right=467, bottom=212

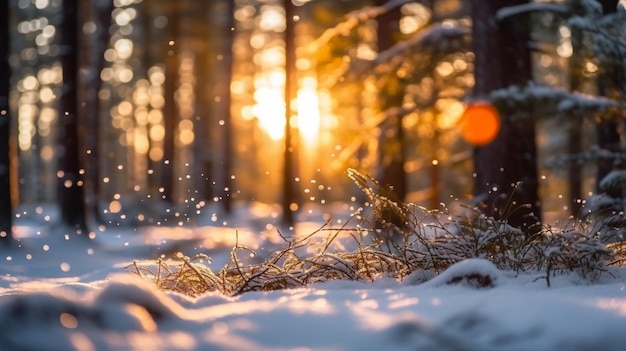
left=2, top=0, right=625, bottom=244
left=1, top=1, right=626, bottom=350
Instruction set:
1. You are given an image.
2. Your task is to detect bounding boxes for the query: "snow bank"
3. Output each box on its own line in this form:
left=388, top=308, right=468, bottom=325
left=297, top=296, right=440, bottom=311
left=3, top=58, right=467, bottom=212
left=2, top=266, right=626, bottom=351
left=2, top=221, right=626, bottom=350
left=423, top=258, right=503, bottom=288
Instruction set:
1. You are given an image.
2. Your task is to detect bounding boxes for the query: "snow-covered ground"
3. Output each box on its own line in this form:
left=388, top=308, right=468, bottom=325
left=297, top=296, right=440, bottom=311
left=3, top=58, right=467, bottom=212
left=2, top=204, right=626, bottom=351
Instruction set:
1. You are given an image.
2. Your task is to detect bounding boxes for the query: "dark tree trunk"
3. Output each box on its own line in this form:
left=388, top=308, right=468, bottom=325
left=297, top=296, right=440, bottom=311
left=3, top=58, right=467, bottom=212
left=599, top=0, right=619, bottom=15
left=568, top=24, right=584, bottom=215
left=218, top=0, right=235, bottom=214
left=80, top=0, right=113, bottom=226
left=282, top=0, right=297, bottom=227
left=568, top=120, right=583, bottom=215
left=193, top=3, right=212, bottom=207
left=595, top=0, right=620, bottom=189
left=0, top=0, right=13, bottom=244
left=162, top=2, right=180, bottom=204
left=375, top=0, right=406, bottom=202
left=58, top=0, right=87, bottom=233
left=471, top=0, right=541, bottom=230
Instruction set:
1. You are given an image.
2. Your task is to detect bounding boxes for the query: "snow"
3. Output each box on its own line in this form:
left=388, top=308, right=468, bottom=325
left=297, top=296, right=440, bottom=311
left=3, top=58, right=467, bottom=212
left=2, top=207, right=626, bottom=351
left=599, top=170, right=626, bottom=193
left=495, top=3, right=568, bottom=22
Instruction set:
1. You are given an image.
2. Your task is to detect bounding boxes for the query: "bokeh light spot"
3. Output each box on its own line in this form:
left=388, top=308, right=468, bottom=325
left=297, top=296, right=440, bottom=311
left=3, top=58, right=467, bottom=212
left=460, top=102, right=501, bottom=146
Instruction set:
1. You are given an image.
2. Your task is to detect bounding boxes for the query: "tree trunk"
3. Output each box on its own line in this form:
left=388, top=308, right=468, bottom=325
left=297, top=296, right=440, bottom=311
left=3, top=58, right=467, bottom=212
left=162, top=1, right=180, bottom=204
left=471, top=0, right=541, bottom=230
left=80, top=0, right=113, bottom=227
left=568, top=24, right=584, bottom=215
left=58, top=0, right=87, bottom=233
left=219, top=0, right=235, bottom=214
left=282, top=0, right=298, bottom=227
left=375, top=0, right=406, bottom=202
left=0, top=0, right=13, bottom=244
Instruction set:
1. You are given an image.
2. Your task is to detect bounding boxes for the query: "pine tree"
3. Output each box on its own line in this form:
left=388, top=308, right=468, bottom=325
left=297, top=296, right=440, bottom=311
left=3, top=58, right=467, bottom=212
left=57, top=0, right=87, bottom=233
left=471, top=0, right=541, bottom=231
left=375, top=0, right=406, bottom=202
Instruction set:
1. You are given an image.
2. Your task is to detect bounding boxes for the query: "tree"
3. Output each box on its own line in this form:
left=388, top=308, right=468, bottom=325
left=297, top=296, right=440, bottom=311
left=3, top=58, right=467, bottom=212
left=375, top=0, right=407, bottom=202
left=595, top=0, right=621, bottom=190
left=58, top=0, right=88, bottom=232
left=282, top=0, right=298, bottom=227
left=471, top=0, right=541, bottom=230
left=217, top=0, right=235, bottom=214
left=80, top=0, right=113, bottom=226
left=0, top=0, right=13, bottom=244
left=567, top=3, right=587, bottom=215
left=161, top=1, right=181, bottom=204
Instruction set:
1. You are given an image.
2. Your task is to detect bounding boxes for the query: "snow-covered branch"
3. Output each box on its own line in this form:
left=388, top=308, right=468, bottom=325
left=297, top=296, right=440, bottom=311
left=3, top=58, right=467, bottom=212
left=347, top=0, right=416, bottom=21
left=374, top=23, right=469, bottom=65
left=310, top=0, right=428, bottom=52
left=489, top=83, right=625, bottom=117
left=496, top=2, right=569, bottom=22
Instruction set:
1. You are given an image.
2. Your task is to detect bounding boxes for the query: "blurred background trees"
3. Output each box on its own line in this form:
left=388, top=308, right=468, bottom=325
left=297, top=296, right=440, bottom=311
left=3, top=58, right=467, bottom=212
left=2, top=0, right=625, bottom=239
left=1, top=0, right=13, bottom=243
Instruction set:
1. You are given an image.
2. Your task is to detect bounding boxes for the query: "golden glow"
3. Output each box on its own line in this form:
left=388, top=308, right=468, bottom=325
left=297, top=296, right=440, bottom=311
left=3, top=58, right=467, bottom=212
left=22, top=75, right=38, bottom=90
left=114, top=65, right=134, bottom=83
left=252, top=86, right=285, bottom=140
left=148, top=109, right=163, bottom=124
left=148, top=66, right=165, bottom=85
left=259, top=5, right=285, bottom=32
left=400, top=3, right=431, bottom=34
left=251, top=74, right=324, bottom=142
left=296, top=77, right=321, bottom=142
left=178, top=120, right=194, bottom=145
left=557, top=25, right=572, bottom=58
left=149, top=147, right=163, bottom=162
left=436, top=99, right=464, bottom=129
left=134, top=129, right=149, bottom=154
left=436, top=61, right=454, bottom=78
left=149, top=124, right=165, bottom=141
left=585, top=60, right=598, bottom=74
left=557, top=42, right=573, bottom=58
left=114, top=38, right=133, bottom=60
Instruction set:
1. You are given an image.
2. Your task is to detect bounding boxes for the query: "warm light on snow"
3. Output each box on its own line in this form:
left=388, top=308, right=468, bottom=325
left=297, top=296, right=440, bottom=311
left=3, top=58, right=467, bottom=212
left=2, top=217, right=626, bottom=350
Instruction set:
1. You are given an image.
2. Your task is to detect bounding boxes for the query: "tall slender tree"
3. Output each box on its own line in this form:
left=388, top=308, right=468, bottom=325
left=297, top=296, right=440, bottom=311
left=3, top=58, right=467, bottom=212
left=218, top=0, right=235, bottom=214
left=162, top=1, right=181, bottom=204
left=80, top=0, right=113, bottom=226
left=595, top=0, right=621, bottom=189
left=58, top=0, right=88, bottom=232
left=471, top=0, right=541, bottom=230
left=282, top=0, right=298, bottom=227
left=0, top=0, right=13, bottom=244
left=568, top=14, right=585, bottom=215
left=375, top=0, right=406, bottom=202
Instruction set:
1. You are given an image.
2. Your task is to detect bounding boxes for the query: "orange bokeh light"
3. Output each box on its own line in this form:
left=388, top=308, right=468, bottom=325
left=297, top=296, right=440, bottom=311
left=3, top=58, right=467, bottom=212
left=460, top=101, right=501, bottom=145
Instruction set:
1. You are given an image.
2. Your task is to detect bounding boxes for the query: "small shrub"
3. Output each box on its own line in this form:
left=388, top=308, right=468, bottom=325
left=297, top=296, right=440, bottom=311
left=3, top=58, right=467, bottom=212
left=583, top=170, right=626, bottom=243
left=129, top=169, right=625, bottom=296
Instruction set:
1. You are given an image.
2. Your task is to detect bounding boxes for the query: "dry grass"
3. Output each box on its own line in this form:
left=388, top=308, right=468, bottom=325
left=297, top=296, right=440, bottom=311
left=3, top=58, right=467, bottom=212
left=128, top=169, right=625, bottom=296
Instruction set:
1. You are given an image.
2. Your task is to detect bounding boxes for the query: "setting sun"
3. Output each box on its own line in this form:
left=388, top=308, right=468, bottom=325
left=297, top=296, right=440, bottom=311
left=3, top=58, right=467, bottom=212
left=460, top=101, right=501, bottom=146
left=296, top=77, right=321, bottom=142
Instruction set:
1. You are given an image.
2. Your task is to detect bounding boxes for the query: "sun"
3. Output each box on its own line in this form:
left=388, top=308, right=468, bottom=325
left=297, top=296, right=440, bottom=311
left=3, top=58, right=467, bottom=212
left=460, top=101, right=501, bottom=146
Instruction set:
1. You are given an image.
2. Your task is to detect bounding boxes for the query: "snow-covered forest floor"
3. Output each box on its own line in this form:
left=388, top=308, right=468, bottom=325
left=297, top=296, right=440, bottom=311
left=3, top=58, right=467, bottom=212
left=1, top=202, right=626, bottom=351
